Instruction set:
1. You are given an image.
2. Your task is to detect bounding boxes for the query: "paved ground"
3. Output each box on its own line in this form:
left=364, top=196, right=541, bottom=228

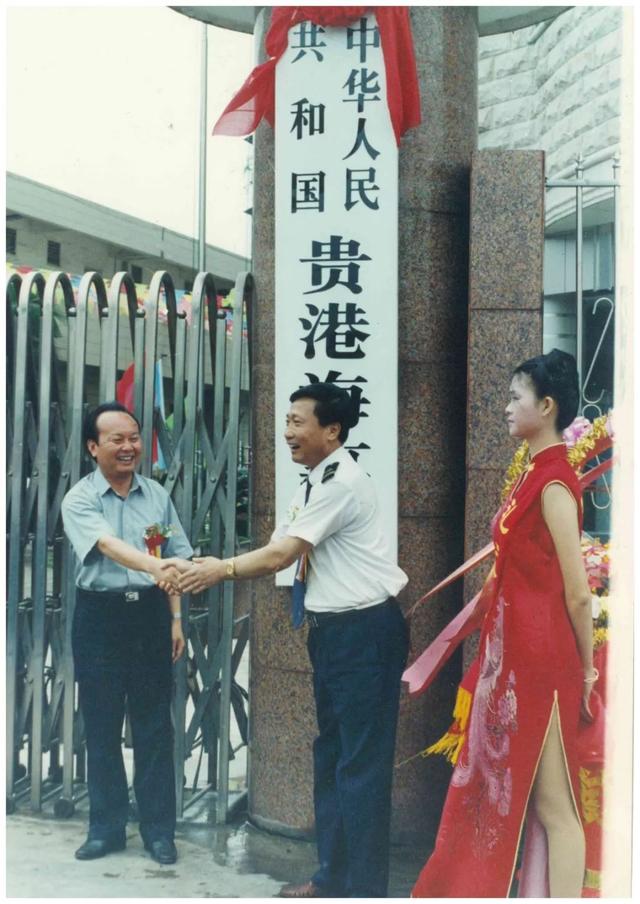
left=6, top=647, right=425, bottom=897
left=6, top=804, right=425, bottom=898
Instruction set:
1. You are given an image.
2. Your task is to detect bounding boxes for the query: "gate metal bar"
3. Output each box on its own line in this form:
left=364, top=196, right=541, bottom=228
left=216, top=271, right=253, bottom=823
left=545, top=155, right=618, bottom=523
left=6, top=269, right=252, bottom=823
left=7, top=272, right=46, bottom=808
left=58, top=271, right=92, bottom=814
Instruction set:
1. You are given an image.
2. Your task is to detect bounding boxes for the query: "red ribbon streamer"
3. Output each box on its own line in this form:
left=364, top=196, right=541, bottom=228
left=212, top=6, right=421, bottom=145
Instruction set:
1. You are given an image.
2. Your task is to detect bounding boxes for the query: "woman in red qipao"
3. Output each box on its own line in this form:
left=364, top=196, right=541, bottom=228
left=413, top=349, right=596, bottom=898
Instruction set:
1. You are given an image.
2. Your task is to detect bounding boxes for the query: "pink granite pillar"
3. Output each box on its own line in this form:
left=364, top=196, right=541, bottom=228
left=249, top=7, right=478, bottom=847
left=463, top=150, right=546, bottom=654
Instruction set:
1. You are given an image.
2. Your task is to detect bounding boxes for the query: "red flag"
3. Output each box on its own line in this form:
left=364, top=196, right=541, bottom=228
left=116, top=363, right=158, bottom=463
left=116, top=362, right=135, bottom=411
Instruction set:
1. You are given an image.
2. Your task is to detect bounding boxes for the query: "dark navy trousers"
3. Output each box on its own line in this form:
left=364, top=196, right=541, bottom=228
left=72, top=587, right=175, bottom=845
left=307, top=599, right=409, bottom=898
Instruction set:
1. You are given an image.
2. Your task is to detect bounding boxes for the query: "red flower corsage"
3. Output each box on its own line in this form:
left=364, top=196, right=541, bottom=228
left=143, top=523, right=173, bottom=558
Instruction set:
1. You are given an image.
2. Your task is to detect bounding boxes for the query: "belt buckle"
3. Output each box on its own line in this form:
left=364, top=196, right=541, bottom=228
left=125, top=591, right=140, bottom=602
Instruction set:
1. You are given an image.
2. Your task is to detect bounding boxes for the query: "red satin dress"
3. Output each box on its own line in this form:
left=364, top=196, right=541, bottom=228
left=413, top=443, right=585, bottom=898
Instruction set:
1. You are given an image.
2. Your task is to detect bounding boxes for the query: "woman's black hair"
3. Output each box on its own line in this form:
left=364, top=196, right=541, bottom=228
left=513, top=348, right=580, bottom=431
left=289, top=382, right=358, bottom=443
left=83, top=401, right=141, bottom=446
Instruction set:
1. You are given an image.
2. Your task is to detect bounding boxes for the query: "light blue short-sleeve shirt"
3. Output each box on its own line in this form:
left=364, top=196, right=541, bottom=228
left=61, top=468, right=193, bottom=591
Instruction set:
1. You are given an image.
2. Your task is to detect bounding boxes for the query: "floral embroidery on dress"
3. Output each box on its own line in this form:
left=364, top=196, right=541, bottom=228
left=452, top=596, right=519, bottom=855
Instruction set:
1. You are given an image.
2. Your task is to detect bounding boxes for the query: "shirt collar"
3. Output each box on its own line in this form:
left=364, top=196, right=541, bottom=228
left=93, top=467, right=143, bottom=497
left=307, top=445, right=348, bottom=485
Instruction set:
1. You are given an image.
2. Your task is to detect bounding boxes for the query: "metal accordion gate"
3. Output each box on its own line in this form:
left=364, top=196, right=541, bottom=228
left=6, top=267, right=253, bottom=824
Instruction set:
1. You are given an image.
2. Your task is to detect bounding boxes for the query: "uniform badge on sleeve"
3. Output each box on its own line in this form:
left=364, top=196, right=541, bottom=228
left=321, top=462, right=340, bottom=484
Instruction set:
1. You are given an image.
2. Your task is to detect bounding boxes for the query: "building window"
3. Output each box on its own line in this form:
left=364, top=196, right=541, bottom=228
left=47, top=240, right=61, bottom=266
left=7, top=227, right=17, bottom=255
left=131, top=264, right=143, bottom=283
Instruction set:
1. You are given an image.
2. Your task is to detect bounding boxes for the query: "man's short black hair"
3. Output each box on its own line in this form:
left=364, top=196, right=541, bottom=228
left=83, top=401, right=141, bottom=446
left=289, top=382, right=356, bottom=444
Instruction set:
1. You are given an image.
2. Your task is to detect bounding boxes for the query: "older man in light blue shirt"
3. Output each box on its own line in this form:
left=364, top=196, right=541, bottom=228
left=61, top=401, right=192, bottom=866
left=63, top=467, right=192, bottom=591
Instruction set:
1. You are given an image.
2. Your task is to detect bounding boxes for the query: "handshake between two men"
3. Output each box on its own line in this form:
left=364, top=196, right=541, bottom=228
left=150, top=535, right=312, bottom=597
left=154, top=556, right=232, bottom=596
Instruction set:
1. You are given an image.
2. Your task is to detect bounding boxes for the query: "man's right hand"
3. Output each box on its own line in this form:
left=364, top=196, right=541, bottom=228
left=150, top=557, right=190, bottom=593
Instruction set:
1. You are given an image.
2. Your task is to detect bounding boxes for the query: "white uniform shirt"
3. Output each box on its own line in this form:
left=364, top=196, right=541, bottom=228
left=271, top=446, right=408, bottom=613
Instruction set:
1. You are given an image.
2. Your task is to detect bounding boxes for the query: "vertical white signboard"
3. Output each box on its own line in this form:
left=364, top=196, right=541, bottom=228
left=275, top=13, right=399, bottom=584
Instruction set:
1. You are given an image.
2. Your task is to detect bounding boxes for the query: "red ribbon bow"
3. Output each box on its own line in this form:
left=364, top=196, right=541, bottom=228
left=212, top=6, right=421, bottom=145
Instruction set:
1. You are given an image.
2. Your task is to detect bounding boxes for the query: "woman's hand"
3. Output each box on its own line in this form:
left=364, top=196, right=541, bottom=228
left=580, top=667, right=599, bottom=722
left=581, top=683, right=594, bottom=722
left=171, top=619, right=185, bottom=662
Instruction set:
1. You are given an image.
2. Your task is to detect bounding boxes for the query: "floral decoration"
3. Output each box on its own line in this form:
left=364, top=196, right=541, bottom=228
left=143, top=523, right=173, bottom=557
left=582, top=535, right=610, bottom=649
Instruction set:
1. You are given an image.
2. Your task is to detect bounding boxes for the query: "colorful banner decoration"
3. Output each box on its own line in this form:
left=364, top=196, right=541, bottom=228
left=5, top=263, right=245, bottom=336
left=273, top=10, right=401, bottom=584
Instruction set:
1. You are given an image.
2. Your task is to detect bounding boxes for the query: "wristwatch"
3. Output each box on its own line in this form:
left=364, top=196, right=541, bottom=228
left=172, top=612, right=182, bottom=620
left=225, top=558, right=236, bottom=578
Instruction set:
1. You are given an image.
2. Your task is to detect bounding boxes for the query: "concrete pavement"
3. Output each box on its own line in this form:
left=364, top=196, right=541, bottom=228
left=6, top=806, right=425, bottom=898
left=6, top=811, right=282, bottom=898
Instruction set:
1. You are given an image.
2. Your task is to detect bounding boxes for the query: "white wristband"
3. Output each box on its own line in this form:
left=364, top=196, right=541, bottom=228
left=172, top=613, right=182, bottom=620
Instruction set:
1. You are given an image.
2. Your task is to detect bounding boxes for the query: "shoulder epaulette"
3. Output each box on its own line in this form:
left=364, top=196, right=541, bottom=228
left=321, top=462, right=340, bottom=484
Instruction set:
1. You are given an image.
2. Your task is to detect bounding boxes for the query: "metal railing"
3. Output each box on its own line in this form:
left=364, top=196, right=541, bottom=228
left=6, top=268, right=253, bottom=823
left=545, top=154, right=618, bottom=528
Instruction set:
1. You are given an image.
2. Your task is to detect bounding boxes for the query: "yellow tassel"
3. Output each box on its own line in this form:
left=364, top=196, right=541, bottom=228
left=421, top=686, right=473, bottom=766
left=423, top=732, right=466, bottom=765
left=453, top=684, right=472, bottom=729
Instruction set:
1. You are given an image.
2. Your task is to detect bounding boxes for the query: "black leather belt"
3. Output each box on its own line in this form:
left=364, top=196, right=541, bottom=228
left=77, top=586, right=161, bottom=604
left=305, top=598, right=394, bottom=628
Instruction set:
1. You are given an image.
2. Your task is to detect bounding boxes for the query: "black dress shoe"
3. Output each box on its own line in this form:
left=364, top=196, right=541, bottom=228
left=144, top=838, right=177, bottom=864
left=75, top=838, right=126, bottom=860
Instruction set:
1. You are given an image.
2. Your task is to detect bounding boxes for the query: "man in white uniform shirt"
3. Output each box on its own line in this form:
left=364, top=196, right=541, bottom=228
left=168, top=383, right=409, bottom=898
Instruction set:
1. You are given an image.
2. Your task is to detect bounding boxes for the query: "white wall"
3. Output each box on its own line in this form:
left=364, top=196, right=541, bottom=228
left=479, top=6, right=622, bottom=181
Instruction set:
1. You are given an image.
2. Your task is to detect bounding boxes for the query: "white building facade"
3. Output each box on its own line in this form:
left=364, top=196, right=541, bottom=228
left=6, top=172, right=249, bottom=293
left=478, top=4, right=622, bottom=537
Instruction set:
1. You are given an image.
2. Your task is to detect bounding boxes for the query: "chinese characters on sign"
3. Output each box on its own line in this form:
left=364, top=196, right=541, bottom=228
left=275, top=14, right=399, bottom=584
